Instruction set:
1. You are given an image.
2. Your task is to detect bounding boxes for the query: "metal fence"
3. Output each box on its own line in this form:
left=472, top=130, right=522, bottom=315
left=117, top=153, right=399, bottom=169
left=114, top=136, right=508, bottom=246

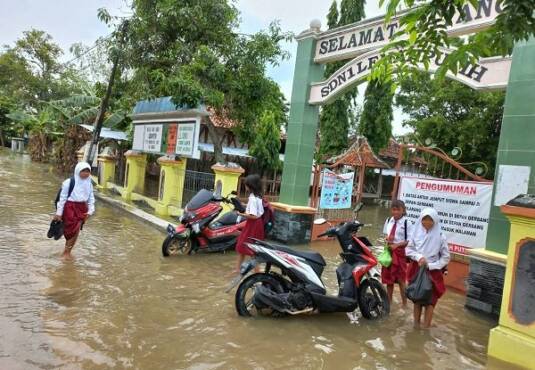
left=182, top=170, right=215, bottom=207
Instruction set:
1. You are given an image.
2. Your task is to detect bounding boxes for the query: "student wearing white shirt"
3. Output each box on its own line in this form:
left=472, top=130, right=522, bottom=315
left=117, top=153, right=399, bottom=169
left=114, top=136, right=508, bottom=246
left=234, top=174, right=265, bottom=272
left=381, top=200, right=412, bottom=307
left=53, top=162, right=95, bottom=259
left=406, top=207, right=450, bottom=328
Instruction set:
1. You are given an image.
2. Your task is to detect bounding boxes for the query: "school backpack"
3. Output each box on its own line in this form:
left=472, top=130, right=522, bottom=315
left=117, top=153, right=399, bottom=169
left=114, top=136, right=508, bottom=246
left=262, top=198, right=275, bottom=233
left=54, top=177, right=75, bottom=209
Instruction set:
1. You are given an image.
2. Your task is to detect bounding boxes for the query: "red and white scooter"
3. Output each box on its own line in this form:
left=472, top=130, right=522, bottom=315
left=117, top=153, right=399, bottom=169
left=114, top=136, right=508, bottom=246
left=229, top=205, right=389, bottom=319
left=162, top=189, right=246, bottom=256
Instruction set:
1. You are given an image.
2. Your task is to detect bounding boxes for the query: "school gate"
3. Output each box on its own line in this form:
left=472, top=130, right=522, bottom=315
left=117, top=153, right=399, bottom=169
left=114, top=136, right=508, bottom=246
left=273, top=2, right=535, bottom=365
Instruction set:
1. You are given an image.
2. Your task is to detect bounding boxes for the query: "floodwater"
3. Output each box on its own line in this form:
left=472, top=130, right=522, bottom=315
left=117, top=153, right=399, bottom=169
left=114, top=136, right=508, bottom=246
left=0, top=150, right=505, bottom=369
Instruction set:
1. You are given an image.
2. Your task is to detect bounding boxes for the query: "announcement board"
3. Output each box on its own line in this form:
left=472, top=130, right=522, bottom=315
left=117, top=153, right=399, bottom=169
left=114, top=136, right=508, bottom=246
left=399, top=177, right=493, bottom=254
left=132, top=118, right=200, bottom=159
left=320, top=169, right=354, bottom=209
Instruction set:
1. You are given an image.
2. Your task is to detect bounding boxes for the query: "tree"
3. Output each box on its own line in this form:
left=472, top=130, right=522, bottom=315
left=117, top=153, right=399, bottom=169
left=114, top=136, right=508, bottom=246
left=372, top=0, right=535, bottom=84
left=396, top=70, right=504, bottom=176
left=359, top=80, right=394, bottom=153
left=121, top=0, right=291, bottom=165
left=249, top=111, right=282, bottom=177
left=0, top=96, right=16, bottom=147
left=0, top=30, right=87, bottom=111
left=318, top=0, right=366, bottom=159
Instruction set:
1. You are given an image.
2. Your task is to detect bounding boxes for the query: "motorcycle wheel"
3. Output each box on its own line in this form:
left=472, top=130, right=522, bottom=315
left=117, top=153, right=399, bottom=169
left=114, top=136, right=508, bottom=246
left=161, top=235, right=193, bottom=257
left=358, top=279, right=390, bottom=320
left=235, top=273, right=285, bottom=317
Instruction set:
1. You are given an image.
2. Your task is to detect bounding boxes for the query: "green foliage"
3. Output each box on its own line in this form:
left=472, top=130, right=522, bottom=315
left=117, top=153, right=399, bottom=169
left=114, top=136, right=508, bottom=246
left=123, top=0, right=291, bottom=166
left=396, top=70, right=504, bottom=176
left=249, top=111, right=282, bottom=175
left=359, top=80, right=394, bottom=153
left=339, top=0, right=366, bottom=26
left=318, top=0, right=366, bottom=159
left=0, top=96, right=16, bottom=146
left=373, top=0, right=535, bottom=84
left=327, top=1, right=340, bottom=29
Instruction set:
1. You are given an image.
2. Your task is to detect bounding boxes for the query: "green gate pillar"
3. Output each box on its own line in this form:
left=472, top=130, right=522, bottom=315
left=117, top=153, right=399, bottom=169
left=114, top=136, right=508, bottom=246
left=466, top=37, right=535, bottom=316
left=485, top=37, right=535, bottom=254
left=279, top=21, right=325, bottom=207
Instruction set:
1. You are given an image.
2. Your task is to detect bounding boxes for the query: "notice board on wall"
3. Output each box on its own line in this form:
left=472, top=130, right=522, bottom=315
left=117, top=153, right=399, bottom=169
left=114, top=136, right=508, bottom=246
left=399, top=177, right=493, bottom=254
left=132, top=118, right=201, bottom=159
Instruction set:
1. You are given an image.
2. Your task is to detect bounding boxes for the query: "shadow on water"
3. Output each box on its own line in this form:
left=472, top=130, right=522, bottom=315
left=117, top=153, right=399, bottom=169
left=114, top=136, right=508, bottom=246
left=0, top=149, right=499, bottom=369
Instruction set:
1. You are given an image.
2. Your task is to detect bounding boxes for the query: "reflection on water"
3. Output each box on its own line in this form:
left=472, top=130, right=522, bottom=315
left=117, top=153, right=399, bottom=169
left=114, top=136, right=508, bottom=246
left=0, top=150, right=498, bottom=369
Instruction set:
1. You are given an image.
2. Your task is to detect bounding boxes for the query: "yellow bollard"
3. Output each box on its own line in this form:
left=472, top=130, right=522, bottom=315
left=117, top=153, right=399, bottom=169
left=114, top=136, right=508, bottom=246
left=122, top=150, right=147, bottom=201
left=155, top=156, right=187, bottom=216
left=211, top=164, right=245, bottom=213
left=487, top=197, right=535, bottom=369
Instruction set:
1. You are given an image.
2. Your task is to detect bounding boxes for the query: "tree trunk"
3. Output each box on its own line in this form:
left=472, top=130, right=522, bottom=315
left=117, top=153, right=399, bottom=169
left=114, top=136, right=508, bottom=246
left=85, top=54, right=120, bottom=164
left=0, top=129, right=4, bottom=148
left=203, top=117, right=225, bottom=165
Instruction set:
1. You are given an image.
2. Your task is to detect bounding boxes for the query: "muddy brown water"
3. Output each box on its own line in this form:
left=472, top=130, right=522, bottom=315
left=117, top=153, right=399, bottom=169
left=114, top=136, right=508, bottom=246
left=0, top=150, right=506, bottom=369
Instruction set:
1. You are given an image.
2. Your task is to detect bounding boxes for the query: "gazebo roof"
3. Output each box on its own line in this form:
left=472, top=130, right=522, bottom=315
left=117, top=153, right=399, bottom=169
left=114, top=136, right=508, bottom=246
left=379, top=138, right=427, bottom=165
left=327, top=136, right=389, bottom=169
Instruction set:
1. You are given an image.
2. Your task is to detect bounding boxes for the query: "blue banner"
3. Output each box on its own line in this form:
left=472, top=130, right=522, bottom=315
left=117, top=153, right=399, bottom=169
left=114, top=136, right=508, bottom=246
left=320, top=169, right=354, bottom=209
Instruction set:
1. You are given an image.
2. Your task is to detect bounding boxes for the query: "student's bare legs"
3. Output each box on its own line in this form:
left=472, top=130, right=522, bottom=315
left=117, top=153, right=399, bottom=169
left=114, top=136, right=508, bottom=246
left=62, top=229, right=80, bottom=259
left=386, top=284, right=394, bottom=304
left=235, top=253, right=246, bottom=273
left=398, top=280, right=407, bottom=307
left=423, top=305, right=435, bottom=328
left=413, top=303, right=423, bottom=328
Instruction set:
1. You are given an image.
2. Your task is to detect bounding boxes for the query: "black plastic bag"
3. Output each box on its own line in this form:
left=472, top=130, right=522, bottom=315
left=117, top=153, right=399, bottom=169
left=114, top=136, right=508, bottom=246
left=406, top=265, right=433, bottom=305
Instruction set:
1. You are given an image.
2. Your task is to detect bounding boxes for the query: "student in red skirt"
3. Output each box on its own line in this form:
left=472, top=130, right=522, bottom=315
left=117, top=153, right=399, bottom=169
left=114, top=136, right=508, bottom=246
left=53, top=162, right=95, bottom=259
left=381, top=200, right=413, bottom=307
left=234, top=174, right=264, bottom=273
left=406, top=207, right=450, bottom=328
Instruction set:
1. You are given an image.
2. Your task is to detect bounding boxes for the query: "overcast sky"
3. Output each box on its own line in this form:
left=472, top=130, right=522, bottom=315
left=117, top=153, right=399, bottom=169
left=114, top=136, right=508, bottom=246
left=0, top=0, right=409, bottom=134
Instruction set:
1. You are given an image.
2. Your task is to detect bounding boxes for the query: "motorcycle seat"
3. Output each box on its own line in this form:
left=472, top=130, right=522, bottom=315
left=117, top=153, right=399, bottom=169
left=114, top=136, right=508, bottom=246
left=249, top=239, right=326, bottom=266
left=278, top=246, right=326, bottom=266
left=209, top=212, right=239, bottom=229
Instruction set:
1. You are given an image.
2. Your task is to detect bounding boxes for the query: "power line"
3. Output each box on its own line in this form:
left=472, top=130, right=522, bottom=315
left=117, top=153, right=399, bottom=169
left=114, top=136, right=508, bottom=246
left=61, top=34, right=112, bottom=67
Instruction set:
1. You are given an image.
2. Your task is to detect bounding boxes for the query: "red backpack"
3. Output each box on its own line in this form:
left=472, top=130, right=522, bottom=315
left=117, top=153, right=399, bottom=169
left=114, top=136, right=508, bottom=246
left=262, top=198, right=275, bottom=232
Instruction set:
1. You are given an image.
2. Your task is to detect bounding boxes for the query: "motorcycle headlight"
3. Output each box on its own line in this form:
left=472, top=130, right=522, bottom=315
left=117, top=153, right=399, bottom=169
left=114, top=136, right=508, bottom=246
left=192, top=223, right=201, bottom=234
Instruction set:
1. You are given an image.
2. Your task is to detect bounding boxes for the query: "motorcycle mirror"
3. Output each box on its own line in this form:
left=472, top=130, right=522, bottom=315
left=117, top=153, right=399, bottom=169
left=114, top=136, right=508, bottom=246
left=214, top=180, right=223, bottom=197
left=314, top=218, right=327, bottom=225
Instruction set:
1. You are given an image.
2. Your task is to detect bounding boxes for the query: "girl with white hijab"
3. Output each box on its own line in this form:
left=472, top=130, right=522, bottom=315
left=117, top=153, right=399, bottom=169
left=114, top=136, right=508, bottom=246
left=406, top=208, right=450, bottom=328
left=54, top=162, right=95, bottom=258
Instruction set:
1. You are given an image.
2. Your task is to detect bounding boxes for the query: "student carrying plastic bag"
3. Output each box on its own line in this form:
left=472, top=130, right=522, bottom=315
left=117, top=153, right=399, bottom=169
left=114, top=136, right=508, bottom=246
left=406, top=265, right=433, bottom=306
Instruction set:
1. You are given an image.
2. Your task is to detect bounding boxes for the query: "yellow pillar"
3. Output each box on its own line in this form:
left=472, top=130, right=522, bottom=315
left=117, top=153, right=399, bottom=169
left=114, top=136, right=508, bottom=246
left=154, top=156, right=187, bottom=216
left=76, top=144, right=85, bottom=163
left=212, top=164, right=245, bottom=213
left=97, top=153, right=117, bottom=190
left=488, top=199, right=535, bottom=369
left=122, top=150, right=147, bottom=201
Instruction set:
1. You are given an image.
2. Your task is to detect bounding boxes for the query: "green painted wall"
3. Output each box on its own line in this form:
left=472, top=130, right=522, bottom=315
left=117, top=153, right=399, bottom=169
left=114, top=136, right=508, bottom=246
left=279, top=30, right=324, bottom=206
left=486, top=37, right=535, bottom=254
